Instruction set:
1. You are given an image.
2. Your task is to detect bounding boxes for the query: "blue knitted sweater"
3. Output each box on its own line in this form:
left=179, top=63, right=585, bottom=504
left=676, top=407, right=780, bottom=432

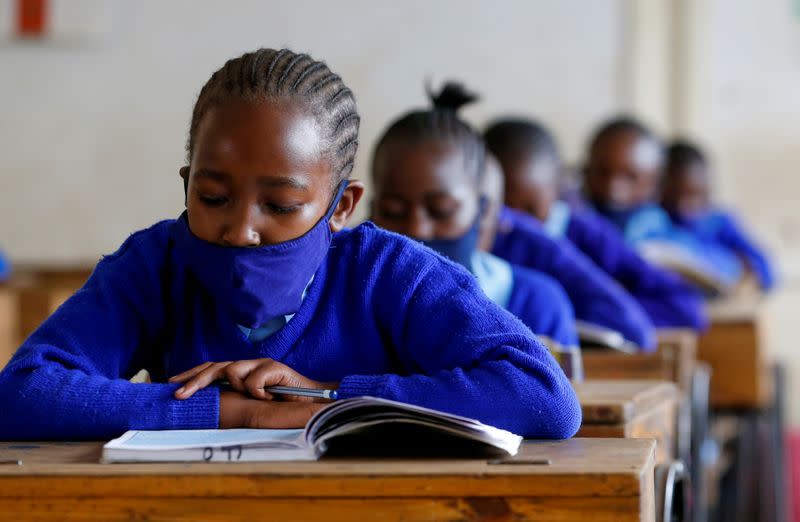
left=0, top=219, right=581, bottom=440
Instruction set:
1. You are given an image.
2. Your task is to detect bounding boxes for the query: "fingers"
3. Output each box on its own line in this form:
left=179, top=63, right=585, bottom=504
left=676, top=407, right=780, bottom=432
left=223, top=360, right=275, bottom=401
left=168, top=361, right=214, bottom=384
left=242, top=360, right=295, bottom=400
left=174, top=362, right=231, bottom=399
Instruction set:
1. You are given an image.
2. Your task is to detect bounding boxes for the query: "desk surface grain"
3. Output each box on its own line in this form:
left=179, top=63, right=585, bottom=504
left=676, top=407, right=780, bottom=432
left=0, top=439, right=656, bottom=521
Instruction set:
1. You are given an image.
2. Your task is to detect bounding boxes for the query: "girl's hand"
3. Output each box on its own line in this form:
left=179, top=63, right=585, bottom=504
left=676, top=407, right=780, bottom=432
left=219, top=390, right=326, bottom=428
left=168, top=358, right=338, bottom=401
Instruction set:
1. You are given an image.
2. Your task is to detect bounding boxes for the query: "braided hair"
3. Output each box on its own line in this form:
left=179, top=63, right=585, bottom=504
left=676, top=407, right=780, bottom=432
left=371, top=81, right=485, bottom=183
left=188, top=48, right=359, bottom=186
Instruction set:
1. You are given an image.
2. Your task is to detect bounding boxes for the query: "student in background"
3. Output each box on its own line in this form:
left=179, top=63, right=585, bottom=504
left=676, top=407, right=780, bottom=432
left=0, top=49, right=580, bottom=441
left=583, top=116, right=743, bottom=290
left=0, top=250, right=9, bottom=281
left=662, top=140, right=776, bottom=291
left=483, top=118, right=706, bottom=330
left=371, top=84, right=655, bottom=350
left=370, top=83, right=579, bottom=350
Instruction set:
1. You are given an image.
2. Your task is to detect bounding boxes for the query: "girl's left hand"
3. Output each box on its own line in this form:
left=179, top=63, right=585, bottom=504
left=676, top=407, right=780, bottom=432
left=168, top=359, right=338, bottom=401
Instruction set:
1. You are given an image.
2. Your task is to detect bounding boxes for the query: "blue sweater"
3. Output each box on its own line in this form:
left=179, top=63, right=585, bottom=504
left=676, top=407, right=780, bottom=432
left=553, top=207, right=707, bottom=330
left=591, top=203, right=744, bottom=288
left=507, top=265, right=578, bottom=347
left=670, top=210, right=775, bottom=291
left=492, top=207, right=657, bottom=350
left=0, top=219, right=580, bottom=441
left=0, top=250, right=9, bottom=281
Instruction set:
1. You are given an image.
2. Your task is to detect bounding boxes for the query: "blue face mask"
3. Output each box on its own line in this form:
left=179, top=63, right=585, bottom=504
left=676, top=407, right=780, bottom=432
left=420, top=197, right=486, bottom=270
left=172, top=182, right=347, bottom=328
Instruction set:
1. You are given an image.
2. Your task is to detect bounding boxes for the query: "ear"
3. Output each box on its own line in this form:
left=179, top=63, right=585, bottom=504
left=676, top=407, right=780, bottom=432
left=179, top=166, right=190, bottom=206
left=329, top=180, right=365, bottom=233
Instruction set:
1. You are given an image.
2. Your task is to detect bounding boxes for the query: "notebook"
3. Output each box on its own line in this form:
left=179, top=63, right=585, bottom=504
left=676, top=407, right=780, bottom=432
left=102, top=396, right=522, bottom=463
left=576, top=320, right=638, bottom=353
left=637, top=240, right=736, bottom=296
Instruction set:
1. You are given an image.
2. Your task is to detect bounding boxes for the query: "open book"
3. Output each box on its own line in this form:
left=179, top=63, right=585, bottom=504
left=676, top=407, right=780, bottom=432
left=637, top=240, right=739, bottom=296
left=102, top=396, right=522, bottom=463
left=576, top=320, right=638, bottom=353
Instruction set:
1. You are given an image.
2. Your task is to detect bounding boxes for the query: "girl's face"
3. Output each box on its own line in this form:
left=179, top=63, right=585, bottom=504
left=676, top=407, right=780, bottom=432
left=585, top=131, right=662, bottom=210
left=371, top=140, right=480, bottom=240
left=181, top=99, right=363, bottom=246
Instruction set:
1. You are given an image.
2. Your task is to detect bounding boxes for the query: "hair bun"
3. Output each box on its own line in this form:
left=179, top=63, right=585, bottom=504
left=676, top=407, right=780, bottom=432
left=426, top=81, right=479, bottom=113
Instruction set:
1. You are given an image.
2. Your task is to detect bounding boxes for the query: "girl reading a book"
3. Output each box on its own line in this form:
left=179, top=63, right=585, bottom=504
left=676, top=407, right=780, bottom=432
left=0, top=49, right=580, bottom=441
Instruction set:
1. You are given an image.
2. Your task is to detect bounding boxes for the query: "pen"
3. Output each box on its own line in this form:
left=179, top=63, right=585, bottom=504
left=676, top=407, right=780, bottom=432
left=265, top=386, right=338, bottom=400
left=218, top=381, right=338, bottom=400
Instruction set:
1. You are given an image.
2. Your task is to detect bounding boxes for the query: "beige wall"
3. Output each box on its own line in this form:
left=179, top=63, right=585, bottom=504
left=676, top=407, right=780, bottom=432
left=0, top=0, right=624, bottom=261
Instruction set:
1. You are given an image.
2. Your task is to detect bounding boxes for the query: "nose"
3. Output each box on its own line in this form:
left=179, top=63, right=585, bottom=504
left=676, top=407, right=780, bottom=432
left=222, top=206, right=261, bottom=247
left=406, top=207, right=434, bottom=240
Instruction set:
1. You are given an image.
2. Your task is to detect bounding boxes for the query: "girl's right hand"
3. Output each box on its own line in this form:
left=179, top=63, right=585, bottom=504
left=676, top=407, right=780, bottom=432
left=219, top=390, right=326, bottom=429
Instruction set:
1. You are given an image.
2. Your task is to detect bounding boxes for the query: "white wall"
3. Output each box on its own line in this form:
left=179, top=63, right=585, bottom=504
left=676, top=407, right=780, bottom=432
left=0, top=0, right=623, bottom=262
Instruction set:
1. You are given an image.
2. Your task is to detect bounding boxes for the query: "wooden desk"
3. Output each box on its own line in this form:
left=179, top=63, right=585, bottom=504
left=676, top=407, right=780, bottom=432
left=698, top=297, right=773, bottom=408
left=582, top=329, right=697, bottom=391
left=3, top=265, right=93, bottom=345
left=574, top=380, right=679, bottom=465
left=0, top=438, right=656, bottom=522
left=0, top=285, right=16, bottom=368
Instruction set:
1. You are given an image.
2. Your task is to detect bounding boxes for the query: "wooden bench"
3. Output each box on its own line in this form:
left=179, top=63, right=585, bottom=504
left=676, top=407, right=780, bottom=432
left=0, top=438, right=657, bottom=522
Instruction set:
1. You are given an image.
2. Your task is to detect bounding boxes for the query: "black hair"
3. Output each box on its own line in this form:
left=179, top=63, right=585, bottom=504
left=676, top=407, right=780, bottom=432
left=188, top=48, right=359, bottom=185
left=588, top=116, right=661, bottom=153
left=665, top=140, right=707, bottom=174
left=371, top=81, right=485, bottom=183
left=483, top=118, right=560, bottom=165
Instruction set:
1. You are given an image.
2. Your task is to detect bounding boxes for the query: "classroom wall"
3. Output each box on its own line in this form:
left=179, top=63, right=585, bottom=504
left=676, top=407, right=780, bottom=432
left=0, top=0, right=624, bottom=262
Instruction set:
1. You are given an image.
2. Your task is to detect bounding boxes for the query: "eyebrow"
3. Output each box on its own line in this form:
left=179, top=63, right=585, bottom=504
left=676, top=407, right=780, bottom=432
left=257, top=176, right=309, bottom=191
left=194, top=169, right=309, bottom=191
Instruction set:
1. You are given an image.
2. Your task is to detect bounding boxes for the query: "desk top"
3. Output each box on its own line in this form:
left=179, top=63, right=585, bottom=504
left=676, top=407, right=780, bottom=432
left=0, top=438, right=654, bottom=499
left=574, top=380, right=678, bottom=424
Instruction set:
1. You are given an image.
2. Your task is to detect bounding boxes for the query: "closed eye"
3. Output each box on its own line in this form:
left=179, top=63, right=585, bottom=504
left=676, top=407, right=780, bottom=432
left=265, top=203, right=301, bottom=215
left=199, top=194, right=228, bottom=207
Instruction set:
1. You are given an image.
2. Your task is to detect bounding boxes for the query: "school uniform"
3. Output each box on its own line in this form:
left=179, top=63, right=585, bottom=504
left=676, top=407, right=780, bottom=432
left=469, top=251, right=578, bottom=348
left=669, top=209, right=776, bottom=291
left=491, top=206, right=657, bottom=351
left=589, top=202, right=744, bottom=289
left=0, top=251, right=9, bottom=281
left=542, top=201, right=707, bottom=330
left=0, top=216, right=580, bottom=441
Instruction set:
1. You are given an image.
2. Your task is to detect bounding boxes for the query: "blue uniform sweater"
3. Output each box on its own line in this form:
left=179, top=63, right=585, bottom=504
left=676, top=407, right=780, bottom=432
left=561, top=208, right=707, bottom=330
left=0, top=220, right=580, bottom=440
left=669, top=210, right=775, bottom=291
left=491, top=207, right=656, bottom=350
left=506, top=265, right=578, bottom=347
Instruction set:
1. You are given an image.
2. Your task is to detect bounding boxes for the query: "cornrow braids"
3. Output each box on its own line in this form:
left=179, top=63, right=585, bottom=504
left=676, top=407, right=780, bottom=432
left=187, top=48, right=360, bottom=186
left=483, top=118, right=560, bottom=170
left=371, top=81, right=486, bottom=184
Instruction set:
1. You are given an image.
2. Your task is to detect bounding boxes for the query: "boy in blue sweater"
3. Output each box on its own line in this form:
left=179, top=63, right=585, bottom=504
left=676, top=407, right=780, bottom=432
left=662, top=141, right=776, bottom=291
left=0, top=50, right=580, bottom=441
left=583, top=117, right=743, bottom=290
left=370, top=83, right=578, bottom=350
left=483, top=117, right=706, bottom=330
